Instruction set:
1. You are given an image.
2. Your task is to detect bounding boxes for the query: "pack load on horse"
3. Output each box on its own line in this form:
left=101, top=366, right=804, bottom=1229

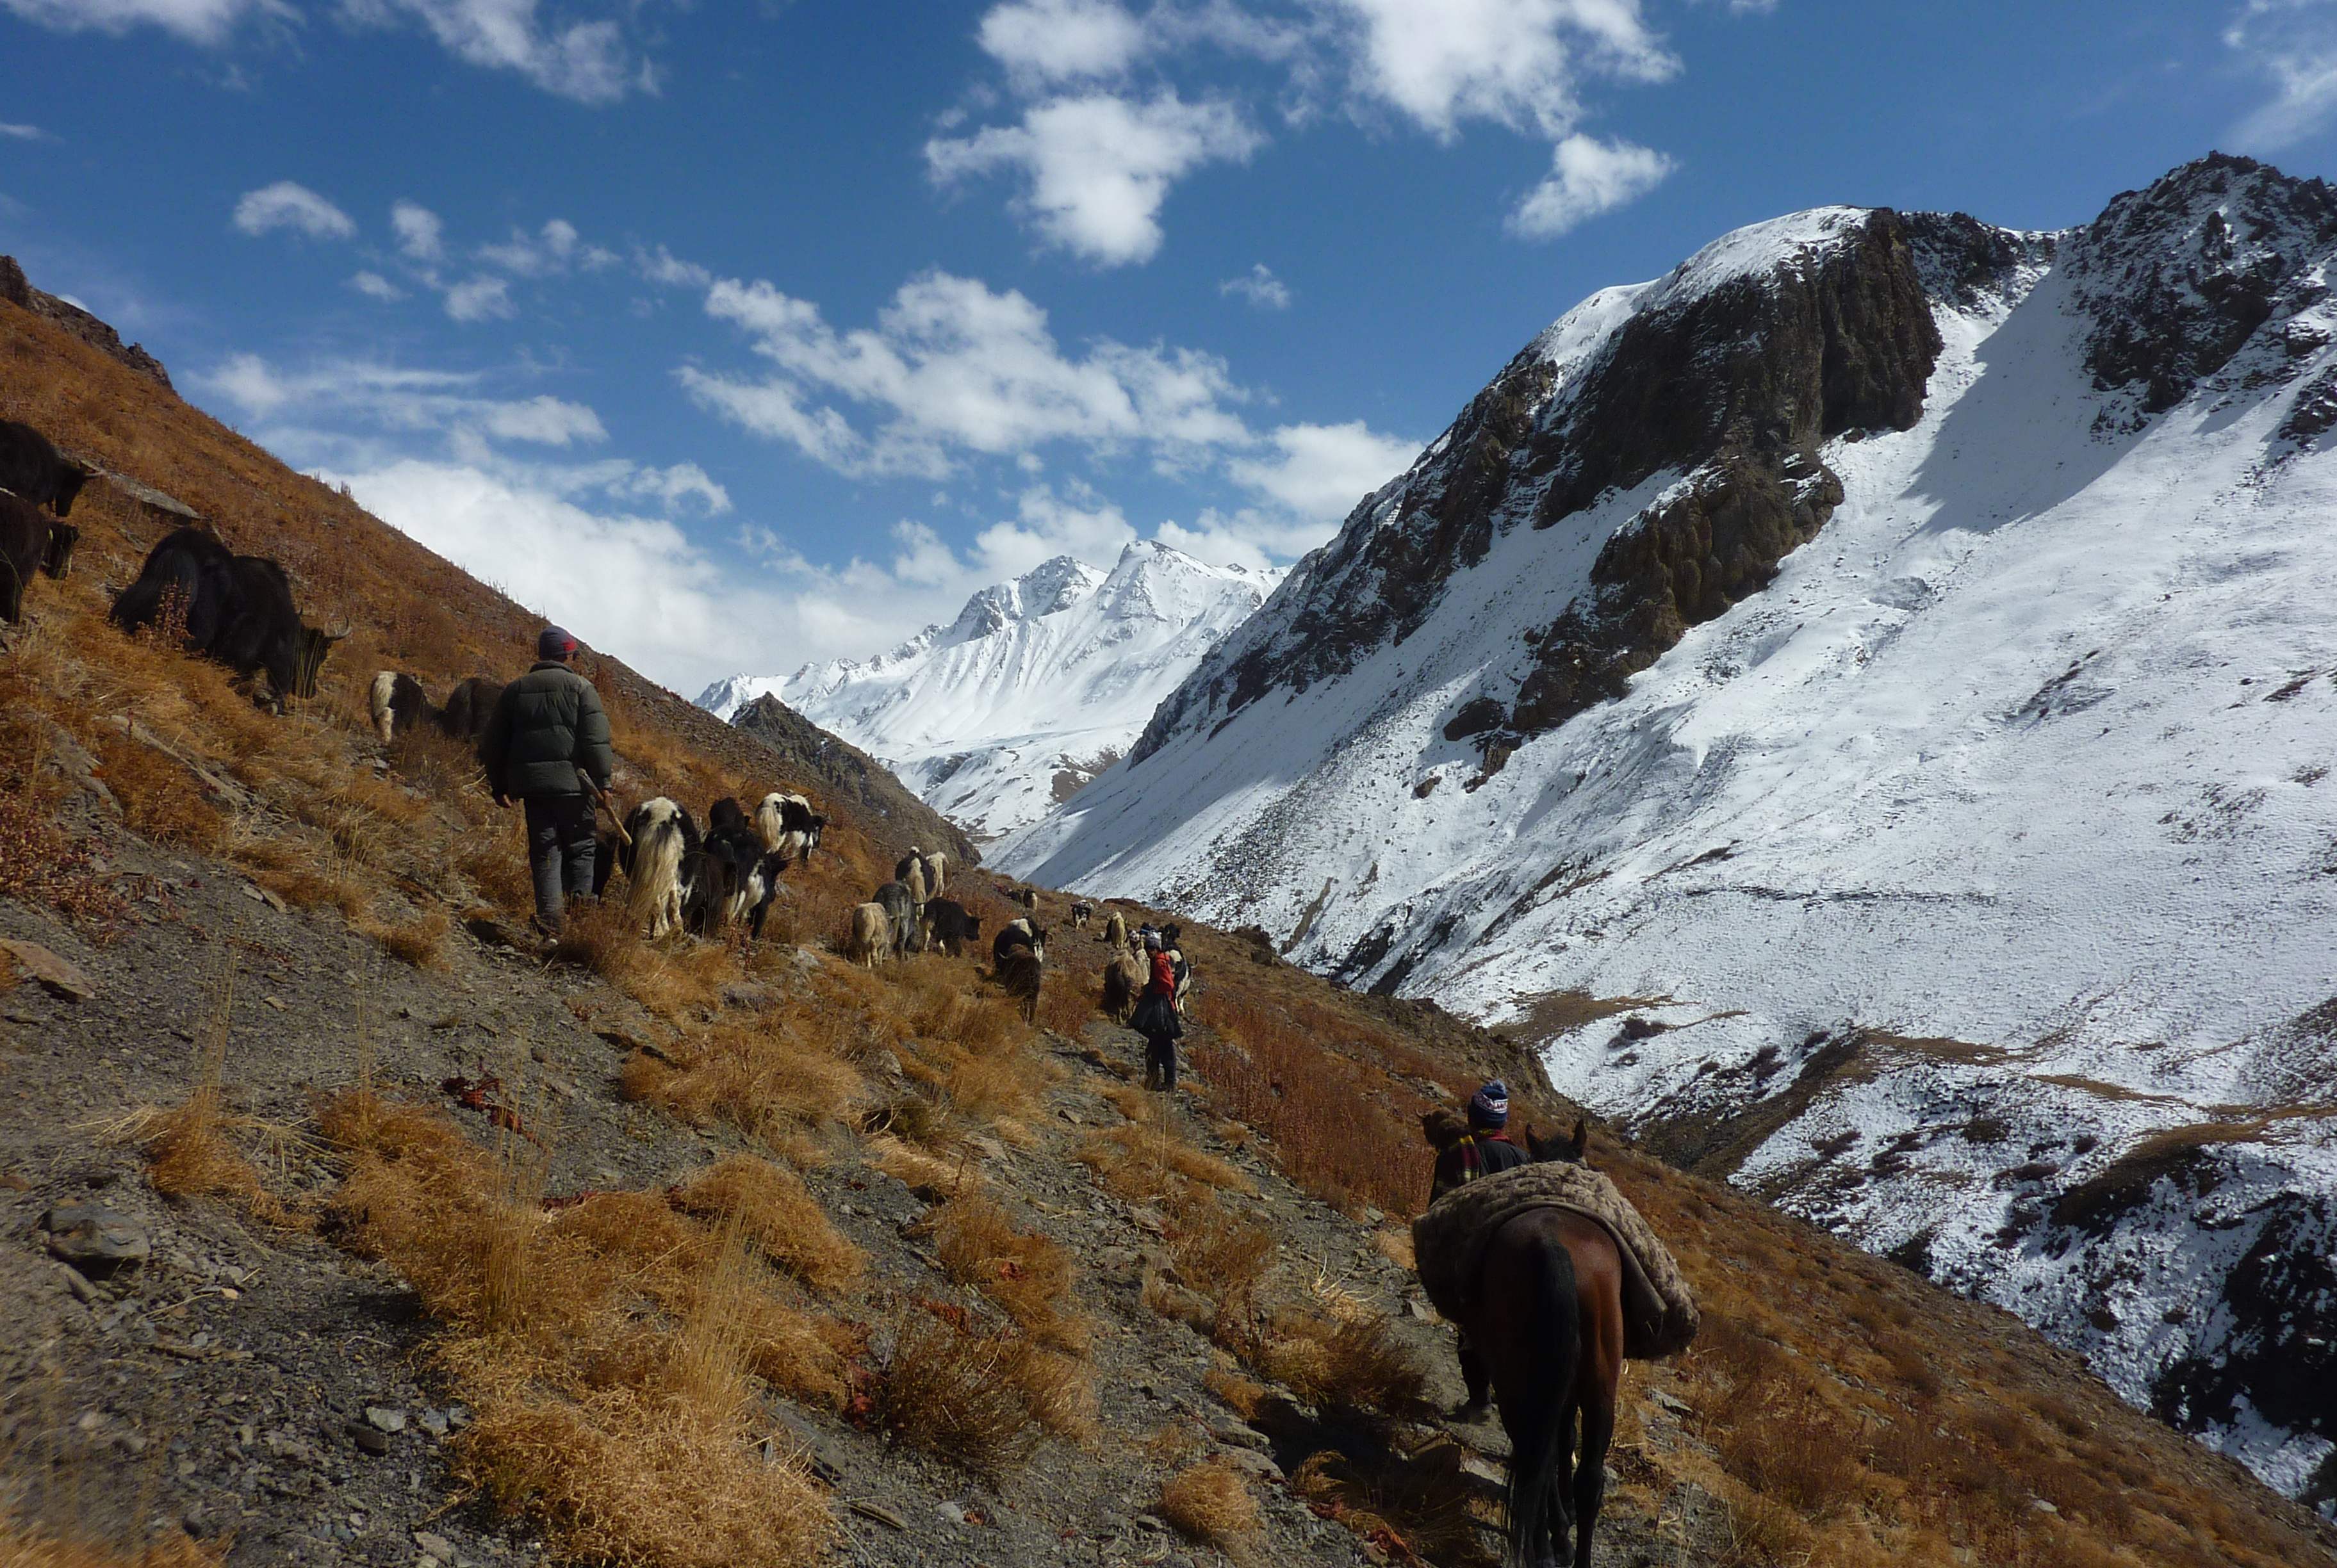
left=1412, top=1100, right=1698, bottom=1568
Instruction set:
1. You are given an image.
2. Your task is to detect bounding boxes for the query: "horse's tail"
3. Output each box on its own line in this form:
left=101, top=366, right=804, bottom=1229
left=1507, top=1235, right=1580, bottom=1568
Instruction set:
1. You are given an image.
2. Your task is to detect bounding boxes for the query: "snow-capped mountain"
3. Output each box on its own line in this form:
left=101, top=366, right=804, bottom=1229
left=700, top=541, right=1281, bottom=842
left=1004, top=155, right=2337, bottom=1508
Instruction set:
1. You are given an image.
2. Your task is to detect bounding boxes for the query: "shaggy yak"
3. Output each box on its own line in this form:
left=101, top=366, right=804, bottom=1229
left=921, top=899, right=980, bottom=958
left=441, top=677, right=505, bottom=740
left=846, top=902, right=892, bottom=967
left=874, top=880, right=921, bottom=956
left=701, top=820, right=787, bottom=938
left=1069, top=900, right=1093, bottom=931
left=994, top=926, right=1044, bottom=1023
left=111, top=527, right=346, bottom=703
left=992, top=917, right=1047, bottom=967
left=368, top=671, right=433, bottom=745
left=755, top=792, right=825, bottom=865
left=920, top=851, right=948, bottom=901
left=0, top=493, right=76, bottom=624
left=618, top=797, right=697, bottom=939
left=1101, top=911, right=1128, bottom=949
left=0, top=420, right=89, bottom=517
left=1100, top=952, right=1141, bottom=1022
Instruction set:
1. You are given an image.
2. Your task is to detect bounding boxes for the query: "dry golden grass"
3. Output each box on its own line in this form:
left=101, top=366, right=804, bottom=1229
left=1158, top=1462, right=1261, bottom=1549
left=1236, top=1311, right=1429, bottom=1421
left=1202, top=1366, right=1268, bottom=1421
left=1076, top=1122, right=1254, bottom=1201
left=619, top=1015, right=867, bottom=1150
left=318, top=1091, right=840, bottom=1565
left=0, top=1516, right=219, bottom=1568
left=673, top=1154, right=864, bottom=1294
left=925, top=1193, right=1085, bottom=1350
left=862, top=1131, right=979, bottom=1195
left=363, top=908, right=448, bottom=970
left=1163, top=1188, right=1274, bottom=1307
left=877, top=1307, right=1082, bottom=1474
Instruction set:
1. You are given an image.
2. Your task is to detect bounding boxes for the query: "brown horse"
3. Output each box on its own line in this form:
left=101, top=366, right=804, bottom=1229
left=1466, top=1120, right=1625, bottom=1568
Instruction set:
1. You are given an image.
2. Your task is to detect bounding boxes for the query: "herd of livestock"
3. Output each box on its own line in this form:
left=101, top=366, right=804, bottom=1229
left=1, top=414, right=1161, bottom=1023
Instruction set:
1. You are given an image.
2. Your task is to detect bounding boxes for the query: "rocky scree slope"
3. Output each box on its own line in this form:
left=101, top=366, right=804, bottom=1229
left=702, top=543, right=1279, bottom=844
left=1004, top=154, right=2337, bottom=1509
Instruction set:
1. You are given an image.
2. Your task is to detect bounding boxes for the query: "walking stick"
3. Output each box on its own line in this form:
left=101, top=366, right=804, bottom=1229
left=582, top=772, right=632, bottom=847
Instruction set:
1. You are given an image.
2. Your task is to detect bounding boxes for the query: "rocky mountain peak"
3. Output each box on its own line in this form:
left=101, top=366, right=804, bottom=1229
left=2066, top=152, right=2337, bottom=416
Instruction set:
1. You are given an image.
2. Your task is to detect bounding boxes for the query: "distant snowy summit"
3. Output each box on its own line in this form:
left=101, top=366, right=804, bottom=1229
left=697, top=539, right=1282, bottom=841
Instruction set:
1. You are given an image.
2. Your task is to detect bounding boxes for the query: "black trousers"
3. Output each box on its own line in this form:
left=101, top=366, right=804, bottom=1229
left=1143, top=1032, right=1178, bottom=1091
left=523, top=794, right=598, bottom=927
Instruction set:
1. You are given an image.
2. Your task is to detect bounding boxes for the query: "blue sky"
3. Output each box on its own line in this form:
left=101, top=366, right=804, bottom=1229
left=3, top=0, right=2334, bottom=694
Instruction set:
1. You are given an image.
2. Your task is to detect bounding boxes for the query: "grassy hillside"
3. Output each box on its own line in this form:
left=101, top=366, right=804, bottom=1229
left=1, top=283, right=2332, bottom=1568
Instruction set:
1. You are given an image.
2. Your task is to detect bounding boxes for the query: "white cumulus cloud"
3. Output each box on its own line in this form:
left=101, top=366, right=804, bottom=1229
left=443, top=275, right=515, bottom=322
left=684, top=268, right=1251, bottom=476
left=1227, top=418, right=1418, bottom=521
left=1509, top=133, right=1675, bottom=237
left=1220, top=262, right=1292, bottom=309
left=391, top=200, right=447, bottom=262
left=928, top=90, right=1262, bottom=266
left=350, top=270, right=404, bottom=300
left=340, top=0, right=654, bottom=104
left=233, top=180, right=356, bottom=241
left=1325, top=0, right=1676, bottom=140
left=979, top=0, right=1149, bottom=84
left=0, top=0, right=287, bottom=42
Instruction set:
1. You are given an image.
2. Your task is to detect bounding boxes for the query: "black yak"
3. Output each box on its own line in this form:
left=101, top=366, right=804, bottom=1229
left=0, top=421, right=89, bottom=517
left=922, top=899, right=980, bottom=958
left=755, top=792, right=824, bottom=865
left=441, top=676, right=506, bottom=740
left=111, top=527, right=345, bottom=702
left=369, top=671, right=434, bottom=745
left=0, top=493, right=75, bottom=623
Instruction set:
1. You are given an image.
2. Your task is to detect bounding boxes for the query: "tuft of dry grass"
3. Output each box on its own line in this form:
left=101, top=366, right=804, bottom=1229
left=876, top=1309, right=1046, bottom=1475
left=1158, top=1461, right=1261, bottom=1549
left=365, top=908, right=448, bottom=970
left=1076, top=1122, right=1255, bottom=1201
left=673, top=1154, right=864, bottom=1294
left=1202, top=1366, right=1268, bottom=1421
left=1235, top=1310, right=1429, bottom=1421
left=318, top=1091, right=841, bottom=1565
left=927, top=1193, right=1085, bottom=1350
left=619, top=1015, right=867, bottom=1149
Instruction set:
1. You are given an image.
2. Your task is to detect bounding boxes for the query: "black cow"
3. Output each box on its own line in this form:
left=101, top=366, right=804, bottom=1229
left=110, top=527, right=345, bottom=702
left=922, top=899, right=981, bottom=958
left=0, top=493, right=74, bottom=623
left=0, top=421, right=89, bottom=517
left=441, top=677, right=505, bottom=740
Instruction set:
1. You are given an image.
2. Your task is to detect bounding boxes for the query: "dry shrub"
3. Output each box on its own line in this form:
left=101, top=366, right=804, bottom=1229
left=1719, top=1398, right=1861, bottom=1519
left=459, top=820, right=537, bottom=915
left=549, top=895, right=645, bottom=982
left=1242, top=1311, right=1428, bottom=1419
left=673, top=1154, right=864, bottom=1294
left=1288, top=1447, right=1486, bottom=1567
left=1077, top=1123, right=1254, bottom=1201
left=0, top=788, right=126, bottom=928
left=863, top=1132, right=978, bottom=1196
left=1158, top=1462, right=1260, bottom=1548
left=877, top=1310, right=1042, bottom=1474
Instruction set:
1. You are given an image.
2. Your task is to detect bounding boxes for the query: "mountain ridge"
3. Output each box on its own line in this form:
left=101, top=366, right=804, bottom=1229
left=701, top=539, right=1282, bottom=842
left=1004, top=153, right=2337, bottom=1509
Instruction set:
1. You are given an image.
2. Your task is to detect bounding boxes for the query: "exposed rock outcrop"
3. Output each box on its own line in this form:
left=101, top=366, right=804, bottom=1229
left=0, top=254, right=172, bottom=389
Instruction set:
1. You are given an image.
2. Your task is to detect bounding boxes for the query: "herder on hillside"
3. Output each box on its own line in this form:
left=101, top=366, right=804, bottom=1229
left=1429, top=1081, right=1528, bottom=1418
left=1133, top=927, right=1185, bottom=1091
left=479, top=626, right=616, bottom=937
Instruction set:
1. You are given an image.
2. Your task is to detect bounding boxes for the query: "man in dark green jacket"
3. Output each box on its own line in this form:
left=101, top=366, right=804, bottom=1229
left=479, top=627, right=617, bottom=933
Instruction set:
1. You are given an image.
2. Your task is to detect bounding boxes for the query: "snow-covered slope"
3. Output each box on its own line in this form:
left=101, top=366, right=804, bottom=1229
left=700, top=541, right=1279, bottom=841
left=1003, top=156, right=2337, bottom=1507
